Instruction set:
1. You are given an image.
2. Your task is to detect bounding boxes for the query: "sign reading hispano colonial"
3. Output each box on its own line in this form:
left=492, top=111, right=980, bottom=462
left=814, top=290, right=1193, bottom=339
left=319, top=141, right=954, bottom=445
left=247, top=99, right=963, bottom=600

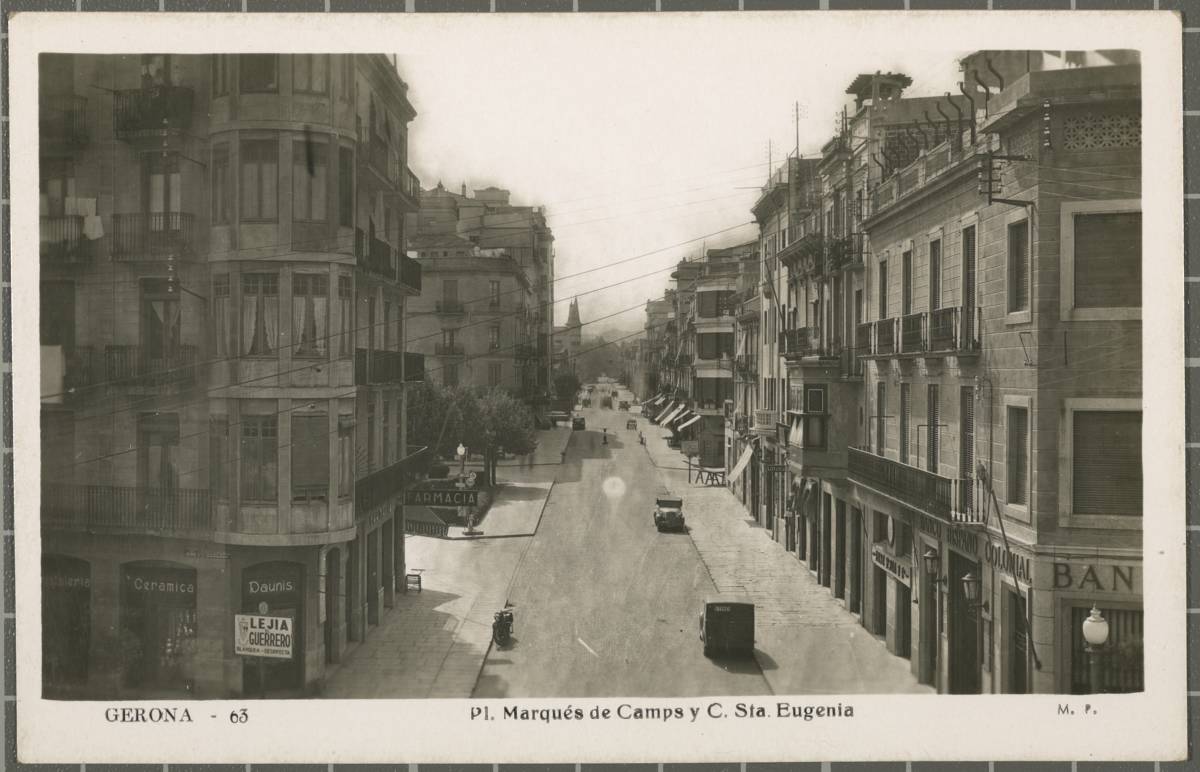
left=404, top=487, right=480, bottom=507
left=234, top=614, right=294, bottom=659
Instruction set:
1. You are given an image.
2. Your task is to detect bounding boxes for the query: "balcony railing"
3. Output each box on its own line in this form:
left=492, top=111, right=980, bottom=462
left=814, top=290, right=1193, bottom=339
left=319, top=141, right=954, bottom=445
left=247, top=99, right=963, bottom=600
left=436, top=300, right=465, bottom=314
left=927, top=306, right=981, bottom=354
left=901, top=312, right=926, bottom=354
left=848, top=447, right=982, bottom=525
left=355, top=446, right=429, bottom=517
left=399, top=253, right=422, bottom=294
left=111, top=213, right=196, bottom=261
left=753, top=408, right=777, bottom=431
left=435, top=343, right=464, bottom=356
left=40, top=95, right=88, bottom=146
left=398, top=166, right=421, bottom=208
left=112, top=86, right=194, bottom=140
left=874, top=318, right=897, bottom=356
left=105, top=344, right=200, bottom=388
left=355, top=348, right=422, bottom=385
left=43, top=483, right=213, bottom=532
left=780, top=327, right=821, bottom=359
left=41, top=216, right=93, bottom=263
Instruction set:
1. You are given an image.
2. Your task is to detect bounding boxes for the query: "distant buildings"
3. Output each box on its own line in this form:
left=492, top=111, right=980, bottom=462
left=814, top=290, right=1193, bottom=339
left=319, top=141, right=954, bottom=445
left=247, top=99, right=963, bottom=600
left=40, top=53, right=425, bottom=698
left=644, top=51, right=1143, bottom=695
left=552, top=297, right=583, bottom=374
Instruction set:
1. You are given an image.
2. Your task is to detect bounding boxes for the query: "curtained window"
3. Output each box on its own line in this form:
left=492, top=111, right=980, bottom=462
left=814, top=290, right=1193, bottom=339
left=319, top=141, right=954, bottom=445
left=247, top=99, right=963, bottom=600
left=338, top=414, right=354, bottom=498
left=292, top=137, right=327, bottom=222
left=242, top=274, right=279, bottom=356
left=291, top=413, right=328, bottom=502
left=137, top=413, right=179, bottom=491
left=240, top=139, right=278, bottom=221
left=293, top=55, right=328, bottom=94
left=240, top=415, right=277, bottom=502
left=212, top=274, right=233, bottom=359
left=141, top=278, right=180, bottom=361
left=338, top=148, right=354, bottom=227
left=292, top=274, right=328, bottom=358
left=211, top=144, right=232, bottom=224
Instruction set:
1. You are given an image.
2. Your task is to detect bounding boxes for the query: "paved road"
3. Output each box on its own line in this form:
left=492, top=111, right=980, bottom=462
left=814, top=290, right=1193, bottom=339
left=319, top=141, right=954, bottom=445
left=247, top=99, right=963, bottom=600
left=473, top=387, right=771, bottom=698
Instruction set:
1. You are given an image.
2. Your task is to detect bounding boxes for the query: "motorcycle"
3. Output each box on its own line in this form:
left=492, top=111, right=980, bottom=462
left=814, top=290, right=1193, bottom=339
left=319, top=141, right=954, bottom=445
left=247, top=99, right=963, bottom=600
left=492, top=605, right=515, bottom=646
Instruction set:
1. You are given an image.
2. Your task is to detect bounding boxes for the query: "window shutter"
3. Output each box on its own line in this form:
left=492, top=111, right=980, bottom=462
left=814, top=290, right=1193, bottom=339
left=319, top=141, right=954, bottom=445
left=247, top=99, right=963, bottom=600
left=1074, top=212, right=1142, bottom=308
left=899, top=383, right=910, bottom=465
left=1073, top=411, right=1142, bottom=515
left=1006, top=407, right=1028, bottom=506
left=927, top=384, right=940, bottom=472
left=1008, top=221, right=1029, bottom=312
left=960, top=386, right=975, bottom=479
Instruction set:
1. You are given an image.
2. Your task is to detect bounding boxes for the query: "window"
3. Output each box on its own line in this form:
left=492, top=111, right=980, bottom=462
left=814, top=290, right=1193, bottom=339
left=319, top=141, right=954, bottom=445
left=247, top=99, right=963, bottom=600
left=241, top=139, right=279, bottom=221
left=489, top=362, right=502, bottom=387
left=338, top=148, right=354, bottom=227
left=239, top=54, right=278, bottom=93
left=927, top=384, right=940, bottom=472
left=141, top=278, right=180, bottom=361
left=337, top=414, right=354, bottom=498
left=1007, top=220, right=1030, bottom=313
left=489, top=325, right=500, bottom=351
left=876, top=382, right=886, bottom=456
left=366, top=400, right=376, bottom=472
left=383, top=402, right=393, bottom=466
left=383, top=302, right=392, bottom=351
left=445, top=363, right=459, bottom=386
left=338, top=276, right=353, bottom=356
left=292, top=413, right=328, bottom=502
left=211, top=144, right=232, bottom=225
left=241, top=274, right=279, bottom=356
left=901, top=250, right=912, bottom=315
left=443, top=279, right=458, bottom=306
left=209, top=416, right=231, bottom=500
left=144, top=152, right=181, bottom=218
left=137, top=413, right=179, bottom=490
left=293, top=54, right=328, bottom=94
left=341, top=55, right=354, bottom=101
left=1073, top=210, right=1142, bottom=310
left=1072, top=410, right=1141, bottom=517
left=899, top=383, right=911, bottom=465
left=490, top=281, right=501, bottom=308
left=42, top=410, right=75, bottom=482
left=40, top=281, right=74, bottom=347
left=212, top=275, right=234, bottom=358
left=292, top=136, right=327, bottom=222
left=212, top=56, right=230, bottom=97
left=241, top=415, right=278, bottom=501
left=443, top=328, right=457, bottom=350
left=292, top=274, right=328, bottom=357
left=929, top=239, right=941, bottom=311
left=878, top=260, right=888, bottom=319
left=1007, top=406, right=1029, bottom=507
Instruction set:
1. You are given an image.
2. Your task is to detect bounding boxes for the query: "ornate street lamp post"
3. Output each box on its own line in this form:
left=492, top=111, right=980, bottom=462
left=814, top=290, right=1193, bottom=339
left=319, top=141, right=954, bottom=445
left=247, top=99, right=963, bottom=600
left=1081, top=605, right=1110, bottom=694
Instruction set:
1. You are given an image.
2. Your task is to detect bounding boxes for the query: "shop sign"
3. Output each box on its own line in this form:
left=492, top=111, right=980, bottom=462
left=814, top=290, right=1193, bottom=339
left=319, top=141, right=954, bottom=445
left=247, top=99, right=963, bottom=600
left=1052, top=562, right=1138, bottom=594
left=984, top=540, right=1032, bottom=584
left=766, top=464, right=788, bottom=473
left=234, top=614, right=294, bottom=659
left=914, top=511, right=944, bottom=539
left=871, top=546, right=912, bottom=586
left=43, top=560, right=90, bottom=591
left=123, top=566, right=196, bottom=600
left=946, top=526, right=979, bottom=558
left=404, top=488, right=479, bottom=507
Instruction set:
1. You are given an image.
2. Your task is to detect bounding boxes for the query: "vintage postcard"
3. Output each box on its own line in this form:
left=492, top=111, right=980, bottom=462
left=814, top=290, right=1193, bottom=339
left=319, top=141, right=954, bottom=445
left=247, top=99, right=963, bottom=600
left=6, top=9, right=1187, bottom=764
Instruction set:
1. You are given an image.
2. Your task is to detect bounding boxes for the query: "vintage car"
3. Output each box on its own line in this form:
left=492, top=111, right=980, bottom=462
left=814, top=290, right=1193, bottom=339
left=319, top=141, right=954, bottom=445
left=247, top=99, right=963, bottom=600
left=653, top=496, right=685, bottom=532
left=619, top=400, right=630, bottom=410
left=572, top=415, right=586, bottom=430
left=699, top=595, right=755, bottom=658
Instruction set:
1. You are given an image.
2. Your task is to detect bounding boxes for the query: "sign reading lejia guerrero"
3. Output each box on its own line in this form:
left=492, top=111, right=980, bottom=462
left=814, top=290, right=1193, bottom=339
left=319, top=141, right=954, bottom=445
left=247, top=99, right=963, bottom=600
left=234, top=614, right=294, bottom=659
left=404, top=488, right=480, bottom=507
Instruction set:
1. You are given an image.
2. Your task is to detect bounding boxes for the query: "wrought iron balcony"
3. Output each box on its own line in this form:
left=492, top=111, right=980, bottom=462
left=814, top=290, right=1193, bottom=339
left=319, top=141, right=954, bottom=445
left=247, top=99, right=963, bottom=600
left=399, top=253, right=422, bottom=294
left=848, top=447, right=982, bottom=526
left=753, top=408, right=778, bottom=432
left=874, top=318, right=897, bottom=356
left=397, top=166, right=421, bottom=211
left=355, top=348, right=423, bottom=385
left=780, top=327, right=821, bottom=359
left=112, top=86, right=194, bottom=141
left=40, top=95, right=89, bottom=147
left=927, top=306, right=982, bottom=355
left=40, top=216, right=93, bottom=264
left=901, top=312, right=926, bottom=354
left=43, top=483, right=213, bottom=533
left=110, top=213, right=196, bottom=261
left=105, top=344, right=200, bottom=389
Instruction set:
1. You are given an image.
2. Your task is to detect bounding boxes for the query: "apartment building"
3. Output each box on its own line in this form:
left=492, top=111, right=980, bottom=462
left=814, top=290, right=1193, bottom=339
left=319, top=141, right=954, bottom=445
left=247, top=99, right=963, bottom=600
left=726, top=244, right=761, bottom=517
left=778, top=54, right=1142, bottom=695
left=39, top=53, right=425, bottom=698
left=411, top=183, right=555, bottom=403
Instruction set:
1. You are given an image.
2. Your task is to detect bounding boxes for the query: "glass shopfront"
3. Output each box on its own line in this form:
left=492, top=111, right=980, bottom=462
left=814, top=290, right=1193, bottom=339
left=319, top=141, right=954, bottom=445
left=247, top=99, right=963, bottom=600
left=242, top=560, right=304, bottom=694
left=119, top=562, right=198, bottom=692
left=42, top=554, right=91, bottom=692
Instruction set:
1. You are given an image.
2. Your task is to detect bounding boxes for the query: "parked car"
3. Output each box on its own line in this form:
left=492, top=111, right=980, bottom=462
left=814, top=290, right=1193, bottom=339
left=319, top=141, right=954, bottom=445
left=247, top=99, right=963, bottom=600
left=653, top=496, right=685, bottom=532
left=572, top=416, right=586, bottom=430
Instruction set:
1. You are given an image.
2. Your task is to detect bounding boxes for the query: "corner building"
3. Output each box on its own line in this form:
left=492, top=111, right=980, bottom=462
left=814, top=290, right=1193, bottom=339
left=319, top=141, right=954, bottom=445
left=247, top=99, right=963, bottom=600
left=39, top=53, right=427, bottom=698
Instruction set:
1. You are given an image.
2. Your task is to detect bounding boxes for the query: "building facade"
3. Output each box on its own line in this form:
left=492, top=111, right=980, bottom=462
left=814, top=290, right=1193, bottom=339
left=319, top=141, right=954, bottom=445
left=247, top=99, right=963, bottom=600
left=39, top=53, right=426, bottom=698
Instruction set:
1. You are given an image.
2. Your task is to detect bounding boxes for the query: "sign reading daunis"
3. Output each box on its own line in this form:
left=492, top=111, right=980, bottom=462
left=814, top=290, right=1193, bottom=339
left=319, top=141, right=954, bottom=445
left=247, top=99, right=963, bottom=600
left=404, top=488, right=479, bottom=507
left=872, top=546, right=912, bottom=586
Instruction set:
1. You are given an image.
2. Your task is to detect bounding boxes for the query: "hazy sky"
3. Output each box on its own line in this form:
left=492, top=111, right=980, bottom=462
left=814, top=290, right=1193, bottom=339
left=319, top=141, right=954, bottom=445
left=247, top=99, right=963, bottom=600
left=396, top=18, right=965, bottom=332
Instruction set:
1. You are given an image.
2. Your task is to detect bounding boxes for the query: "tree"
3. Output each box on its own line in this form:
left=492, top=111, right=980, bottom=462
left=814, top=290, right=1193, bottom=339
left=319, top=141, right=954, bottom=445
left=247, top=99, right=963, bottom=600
left=474, top=387, right=539, bottom=486
left=553, top=371, right=581, bottom=402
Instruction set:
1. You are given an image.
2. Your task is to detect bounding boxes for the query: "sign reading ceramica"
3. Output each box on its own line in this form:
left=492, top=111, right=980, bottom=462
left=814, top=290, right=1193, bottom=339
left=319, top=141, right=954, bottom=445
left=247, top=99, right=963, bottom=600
left=404, top=488, right=480, bottom=507
left=872, top=546, right=912, bottom=586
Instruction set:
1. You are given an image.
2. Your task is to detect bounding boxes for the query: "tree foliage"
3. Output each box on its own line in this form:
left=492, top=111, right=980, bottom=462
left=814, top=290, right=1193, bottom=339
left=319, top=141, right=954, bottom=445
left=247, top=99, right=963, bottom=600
left=553, top=371, right=581, bottom=401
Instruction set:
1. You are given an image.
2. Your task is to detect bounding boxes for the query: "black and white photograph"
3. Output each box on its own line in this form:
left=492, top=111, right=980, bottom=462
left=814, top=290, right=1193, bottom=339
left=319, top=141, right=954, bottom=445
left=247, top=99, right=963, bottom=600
left=9, top=10, right=1187, bottom=764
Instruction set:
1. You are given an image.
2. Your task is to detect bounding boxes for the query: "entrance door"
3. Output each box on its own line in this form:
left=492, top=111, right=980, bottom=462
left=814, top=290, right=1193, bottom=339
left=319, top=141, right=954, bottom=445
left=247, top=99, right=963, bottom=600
left=834, top=500, right=846, bottom=599
left=820, top=494, right=832, bottom=588
left=896, top=581, right=912, bottom=659
left=345, top=541, right=357, bottom=641
left=366, top=529, right=379, bottom=626
left=850, top=507, right=864, bottom=615
left=1006, top=588, right=1028, bottom=694
left=920, top=569, right=938, bottom=686
left=324, top=548, right=339, bottom=664
left=872, top=566, right=888, bottom=636
left=948, top=551, right=982, bottom=694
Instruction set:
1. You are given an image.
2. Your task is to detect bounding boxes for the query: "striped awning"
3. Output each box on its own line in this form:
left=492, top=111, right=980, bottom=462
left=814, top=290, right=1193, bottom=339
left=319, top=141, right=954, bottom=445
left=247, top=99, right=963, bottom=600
left=728, top=444, right=754, bottom=482
left=661, top=405, right=686, bottom=425
left=678, top=413, right=703, bottom=431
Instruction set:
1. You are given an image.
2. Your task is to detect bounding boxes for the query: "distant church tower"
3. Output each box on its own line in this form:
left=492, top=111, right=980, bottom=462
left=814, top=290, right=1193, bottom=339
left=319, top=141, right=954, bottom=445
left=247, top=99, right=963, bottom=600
left=565, top=297, right=583, bottom=368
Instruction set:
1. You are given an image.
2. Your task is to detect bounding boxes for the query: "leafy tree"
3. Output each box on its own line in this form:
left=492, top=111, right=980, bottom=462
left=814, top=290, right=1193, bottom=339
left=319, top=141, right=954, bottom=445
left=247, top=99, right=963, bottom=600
left=474, top=386, right=539, bottom=486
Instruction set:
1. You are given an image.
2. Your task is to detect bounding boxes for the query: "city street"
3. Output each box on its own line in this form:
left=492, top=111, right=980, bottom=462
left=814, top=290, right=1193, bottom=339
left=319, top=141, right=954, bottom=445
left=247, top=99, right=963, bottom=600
left=474, top=390, right=771, bottom=698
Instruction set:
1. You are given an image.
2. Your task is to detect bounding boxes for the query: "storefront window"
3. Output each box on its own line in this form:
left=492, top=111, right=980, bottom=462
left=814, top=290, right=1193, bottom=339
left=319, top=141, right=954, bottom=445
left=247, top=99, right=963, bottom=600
left=242, top=561, right=304, bottom=694
left=119, top=562, right=197, bottom=692
left=42, top=555, right=90, bottom=692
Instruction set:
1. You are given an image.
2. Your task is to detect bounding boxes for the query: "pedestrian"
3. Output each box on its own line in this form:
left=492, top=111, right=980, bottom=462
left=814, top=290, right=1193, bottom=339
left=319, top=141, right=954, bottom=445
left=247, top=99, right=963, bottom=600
left=602, top=428, right=608, bottom=445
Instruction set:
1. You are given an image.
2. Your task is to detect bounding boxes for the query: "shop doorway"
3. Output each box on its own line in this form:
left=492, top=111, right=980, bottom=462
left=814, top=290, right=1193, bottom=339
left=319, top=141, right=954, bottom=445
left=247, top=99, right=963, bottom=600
left=345, top=541, right=358, bottom=641
left=895, top=581, right=912, bottom=659
left=242, top=561, right=304, bottom=695
left=919, top=569, right=939, bottom=686
left=119, top=561, right=197, bottom=694
left=324, top=548, right=340, bottom=664
left=850, top=507, right=864, bottom=616
left=948, top=551, right=982, bottom=694
left=382, top=519, right=395, bottom=609
left=872, top=566, right=887, bottom=636
left=1005, top=588, right=1028, bottom=694
left=366, top=529, right=380, bottom=626
left=833, top=500, right=846, bottom=599
left=820, top=493, right=832, bottom=588
left=42, top=554, right=91, bottom=693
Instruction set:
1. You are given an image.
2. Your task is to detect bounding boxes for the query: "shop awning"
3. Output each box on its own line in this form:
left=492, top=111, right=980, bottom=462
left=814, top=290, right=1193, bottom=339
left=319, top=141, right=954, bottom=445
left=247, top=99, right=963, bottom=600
left=728, top=444, right=754, bottom=482
left=672, top=409, right=696, bottom=426
left=678, top=413, right=703, bottom=431
left=658, top=400, right=676, bottom=418
left=661, top=404, right=686, bottom=425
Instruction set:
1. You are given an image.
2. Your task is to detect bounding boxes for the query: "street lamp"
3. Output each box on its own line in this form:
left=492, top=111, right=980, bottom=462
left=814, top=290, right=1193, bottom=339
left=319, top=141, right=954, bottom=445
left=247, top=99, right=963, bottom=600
left=960, top=571, right=988, bottom=615
left=457, top=443, right=480, bottom=537
left=1081, top=605, right=1110, bottom=694
left=922, top=548, right=945, bottom=588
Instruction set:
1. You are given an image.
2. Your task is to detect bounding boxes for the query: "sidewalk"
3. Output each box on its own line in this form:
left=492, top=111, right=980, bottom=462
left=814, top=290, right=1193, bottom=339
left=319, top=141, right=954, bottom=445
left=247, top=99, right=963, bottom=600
left=321, top=426, right=569, bottom=699
left=642, top=423, right=932, bottom=696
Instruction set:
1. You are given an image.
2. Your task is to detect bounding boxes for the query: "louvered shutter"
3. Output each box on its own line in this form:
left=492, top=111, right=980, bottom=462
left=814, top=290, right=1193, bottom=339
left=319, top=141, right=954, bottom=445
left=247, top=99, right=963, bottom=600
left=960, top=386, right=975, bottom=479
left=899, top=384, right=910, bottom=465
left=927, top=384, right=940, bottom=472
left=1074, top=212, right=1141, bottom=308
left=1072, top=410, right=1142, bottom=515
